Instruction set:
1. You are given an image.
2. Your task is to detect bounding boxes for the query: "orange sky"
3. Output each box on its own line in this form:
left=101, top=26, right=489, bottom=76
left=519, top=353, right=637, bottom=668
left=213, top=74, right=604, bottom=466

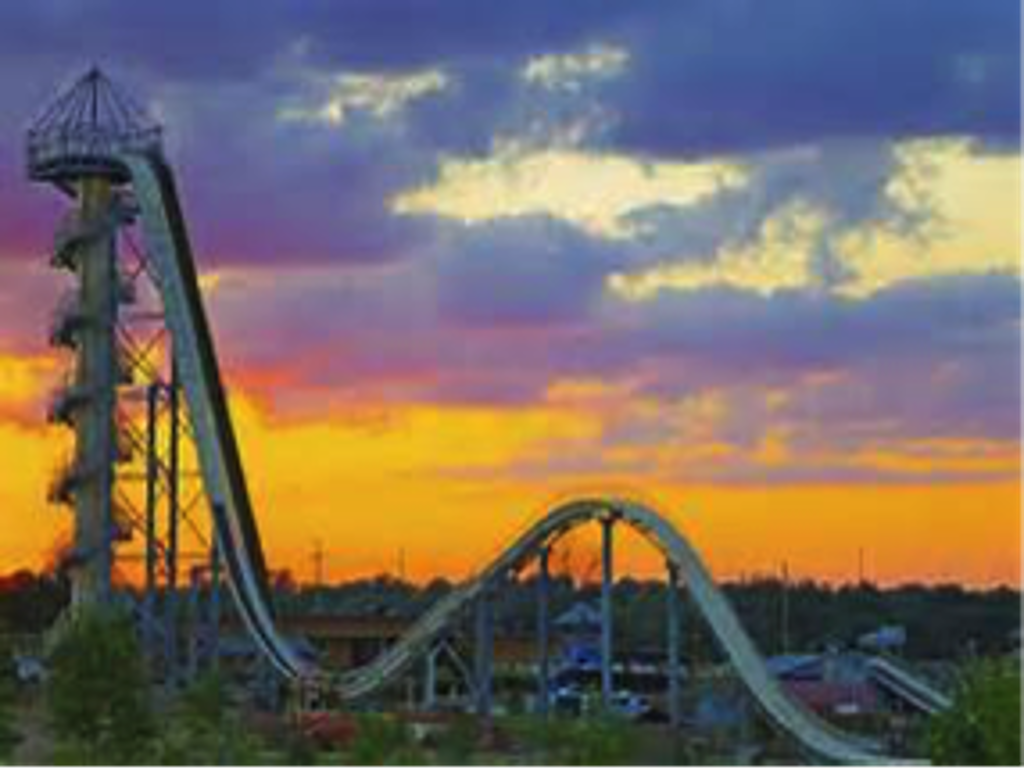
left=0, top=139, right=1020, bottom=591
left=1, top=363, right=1019, bottom=588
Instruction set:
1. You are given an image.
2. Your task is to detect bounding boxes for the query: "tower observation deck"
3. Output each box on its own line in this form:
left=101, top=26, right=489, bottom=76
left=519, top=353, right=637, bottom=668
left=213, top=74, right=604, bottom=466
left=28, top=68, right=163, bottom=608
left=28, top=66, right=162, bottom=186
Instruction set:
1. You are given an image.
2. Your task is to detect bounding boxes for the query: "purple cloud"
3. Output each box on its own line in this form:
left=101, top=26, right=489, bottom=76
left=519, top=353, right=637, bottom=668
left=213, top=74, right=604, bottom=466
left=609, top=0, right=1020, bottom=155
left=0, top=1, right=1018, bottom=487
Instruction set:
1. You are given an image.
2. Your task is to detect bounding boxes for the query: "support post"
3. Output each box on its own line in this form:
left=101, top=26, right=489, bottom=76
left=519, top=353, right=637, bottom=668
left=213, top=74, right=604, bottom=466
left=208, top=540, right=221, bottom=671
left=186, top=566, right=201, bottom=681
left=423, top=644, right=438, bottom=710
left=71, top=178, right=119, bottom=608
left=164, top=368, right=180, bottom=684
left=474, top=591, right=493, bottom=720
left=536, top=545, right=551, bottom=718
left=600, top=515, right=615, bottom=710
left=667, top=560, right=682, bottom=729
left=142, top=381, right=160, bottom=661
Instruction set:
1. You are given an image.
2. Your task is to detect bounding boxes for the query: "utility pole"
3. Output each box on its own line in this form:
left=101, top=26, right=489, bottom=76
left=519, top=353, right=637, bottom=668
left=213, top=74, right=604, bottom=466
left=536, top=546, right=551, bottom=718
left=311, top=539, right=325, bottom=588
left=600, top=514, right=615, bottom=709
left=780, top=560, right=790, bottom=654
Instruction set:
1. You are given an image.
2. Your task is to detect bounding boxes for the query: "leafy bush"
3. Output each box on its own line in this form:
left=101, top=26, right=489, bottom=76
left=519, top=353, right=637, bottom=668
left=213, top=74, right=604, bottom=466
left=0, top=644, right=19, bottom=761
left=155, top=671, right=264, bottom=765
left=433, top=715, right=479, bottom=764
left=508, top=714, right=637, bottom=765
left=929, top=658, right=1021, bottom=765
left=349, top=713, right=424, bottom=765
left=46, top=607, right=154, bottom=764
left=280, top=726, right=319, bottom=765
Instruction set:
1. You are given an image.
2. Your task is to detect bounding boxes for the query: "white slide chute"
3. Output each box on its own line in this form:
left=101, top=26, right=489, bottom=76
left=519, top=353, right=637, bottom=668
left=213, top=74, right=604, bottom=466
left=124, top=152, right=931, bottom=765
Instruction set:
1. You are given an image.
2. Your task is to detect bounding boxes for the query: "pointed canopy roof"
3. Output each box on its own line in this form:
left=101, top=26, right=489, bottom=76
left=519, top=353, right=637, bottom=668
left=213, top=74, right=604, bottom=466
left=27, top=67, right=163, bottom=184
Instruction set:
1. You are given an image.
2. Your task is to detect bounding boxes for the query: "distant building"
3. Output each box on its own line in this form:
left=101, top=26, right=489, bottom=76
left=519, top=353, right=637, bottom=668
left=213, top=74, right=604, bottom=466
left=858, top=625, right=907, bottom=652
left=768, top=652, right=878, bottom=717
left=767, top=650, right=950, bottom=718
left=224, top=613, right=536, bottom=672
left=555, top=601, right=603, bottom=672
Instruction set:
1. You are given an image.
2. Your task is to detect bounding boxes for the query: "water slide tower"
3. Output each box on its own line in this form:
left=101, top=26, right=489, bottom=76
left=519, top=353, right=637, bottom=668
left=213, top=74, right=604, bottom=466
left=27, top=68, right=163, bottom=608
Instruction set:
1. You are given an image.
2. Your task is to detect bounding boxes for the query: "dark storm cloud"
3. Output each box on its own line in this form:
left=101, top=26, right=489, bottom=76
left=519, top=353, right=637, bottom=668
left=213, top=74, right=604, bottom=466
left=609, top=0, right=1021, bottom=155
left=0, top=1, right=636, bottom=82
left=616, top=272, right=1020, bottom=373
left=433, top=216, right=619, bottom=328
left=0, top=2, right=293, bottom=82
left=168, top=86, right=438, bottom=266
left=201, top=258, right=1020, bottom=484
left=0, top=0, right=1018, bottom=484
left=294, top=1, right=644, bottom=72
left=0, top=0, right=1015, bottom=284
left=212, top=255, right=1020, bottom=432
left=2, top=0, right=1017, bottom=138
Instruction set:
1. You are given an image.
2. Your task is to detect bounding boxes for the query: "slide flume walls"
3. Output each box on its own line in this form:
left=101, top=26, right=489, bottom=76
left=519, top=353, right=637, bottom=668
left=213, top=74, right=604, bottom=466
left=124, top=152, right=926, bottom=765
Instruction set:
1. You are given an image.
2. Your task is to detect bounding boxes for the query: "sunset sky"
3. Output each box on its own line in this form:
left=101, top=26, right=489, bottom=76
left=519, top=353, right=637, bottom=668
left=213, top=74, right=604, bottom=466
left=0, top=2, right=1020, bottom=587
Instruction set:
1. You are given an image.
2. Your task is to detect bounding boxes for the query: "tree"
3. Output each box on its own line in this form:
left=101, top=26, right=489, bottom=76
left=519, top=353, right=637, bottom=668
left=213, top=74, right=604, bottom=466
left=929, top=658, right=1021, bottom=765
left=508, top=714, right=637, bottom=765
left=348, top=714, right=424, bottom=764
left=0, top=643, right=19, bottom=761
left=155, top=671, right=263, bottom=765
left=46, top=607, right=155, bottom=764
left=0, top=570, right=69, bottom=635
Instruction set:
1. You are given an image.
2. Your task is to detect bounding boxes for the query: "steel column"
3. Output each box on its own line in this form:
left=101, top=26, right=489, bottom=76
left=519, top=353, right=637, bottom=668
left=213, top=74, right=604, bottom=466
left=164, top=368, right=180, bottom=683
left=71, top=178, right=119, bottom=607
left=209, top=540, right=221, bottom=670
left=142, top=381, right=160, bottom=660
left=186, top=566, right=201, bottom=680
left=423, top=644, right=438, bottom=710
left=667, top=560, right=682, bottom=729
left=600, top=515, right=615, bottom=710
left=474, top=591, right=493, bottom=719
left=536, top=545, right=551, bottom=718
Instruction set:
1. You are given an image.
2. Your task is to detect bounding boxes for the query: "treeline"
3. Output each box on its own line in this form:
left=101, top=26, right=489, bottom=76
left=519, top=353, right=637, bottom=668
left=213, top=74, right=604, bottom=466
left=0, top=570, right=67, bottom=636
left=283, top=574, right=1019, bottom=661
left=1, top=568, right=1018, bottom=661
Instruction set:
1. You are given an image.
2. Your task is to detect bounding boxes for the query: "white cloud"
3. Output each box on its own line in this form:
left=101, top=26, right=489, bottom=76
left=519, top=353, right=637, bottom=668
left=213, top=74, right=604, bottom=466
left=280, top=68, right=449, bottom=126
left=840, top=138, right=1021, bottom=297
left=392, top=145, right=748, bottom=240
left=608, top=202, right=823, bottom=299
left=522, top=42, right=629, bottom=92
left=608, top=138, right=1021, bottom=301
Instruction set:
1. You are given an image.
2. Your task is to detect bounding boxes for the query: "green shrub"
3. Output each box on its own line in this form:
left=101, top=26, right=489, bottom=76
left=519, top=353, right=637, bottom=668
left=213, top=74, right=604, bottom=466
left=155, top=672, right=263, bottom=765
left=434, top=715, right=479, bottom=764
left=46, top=607, right=154, bottom=764
left=0, top=645, right=19, bottom=761
left=929, top=658, right=1021, bottom=766
left=508, top=714, right=637, bottom=765
left=281, top=726, right=319, bottom=766
left=349, top=713, right=424, bottom=765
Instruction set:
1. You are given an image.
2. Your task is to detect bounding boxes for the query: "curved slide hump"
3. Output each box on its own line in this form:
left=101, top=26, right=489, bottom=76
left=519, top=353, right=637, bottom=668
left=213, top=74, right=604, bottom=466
left=122, top=153, right=926, bottom=765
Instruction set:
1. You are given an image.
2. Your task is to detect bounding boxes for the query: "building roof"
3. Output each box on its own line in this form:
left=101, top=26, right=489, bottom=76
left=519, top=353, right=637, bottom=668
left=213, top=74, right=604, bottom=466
left=555, top=601, right=602, bottom=630
left=27, top=67, right=162, bottom=184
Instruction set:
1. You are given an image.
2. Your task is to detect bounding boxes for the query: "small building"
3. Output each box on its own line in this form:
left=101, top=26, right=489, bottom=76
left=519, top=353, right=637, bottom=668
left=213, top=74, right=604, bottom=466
left=770, top=653, right=879, bottom=717
left=858, top=625, right=907, bottom=652
left=767, top=650, right=949, bottom=719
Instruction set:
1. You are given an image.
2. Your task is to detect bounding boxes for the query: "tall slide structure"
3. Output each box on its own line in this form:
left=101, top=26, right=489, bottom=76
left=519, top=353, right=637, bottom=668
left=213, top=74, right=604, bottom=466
left=30, top=70, right=927, bottom=765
